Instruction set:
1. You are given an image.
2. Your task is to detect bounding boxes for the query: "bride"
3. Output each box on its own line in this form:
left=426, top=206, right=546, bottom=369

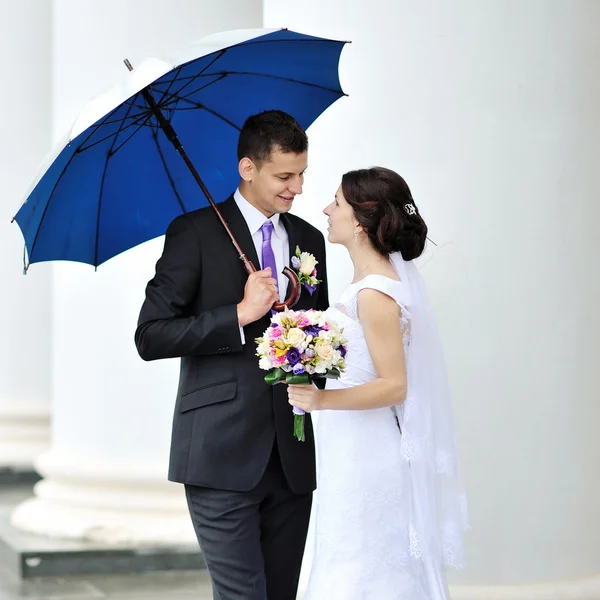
left=288, top=167, right=468, bottom=600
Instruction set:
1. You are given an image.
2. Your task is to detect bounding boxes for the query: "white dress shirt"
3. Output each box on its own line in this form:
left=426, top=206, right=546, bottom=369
left=234, top=188, right=290, bottom=298
left=234, top=188, right=291, bottom=344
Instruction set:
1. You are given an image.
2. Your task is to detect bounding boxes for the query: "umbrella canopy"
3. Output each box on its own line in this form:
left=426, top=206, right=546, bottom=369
left=13, top=28, right=348, bottom=269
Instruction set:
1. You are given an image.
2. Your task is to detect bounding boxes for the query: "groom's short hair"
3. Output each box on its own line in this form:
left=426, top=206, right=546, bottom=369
left=237, top=110, right=308, bottom=165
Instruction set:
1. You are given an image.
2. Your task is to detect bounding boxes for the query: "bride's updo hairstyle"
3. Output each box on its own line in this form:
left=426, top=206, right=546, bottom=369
left=341, top=167, right=428, bottom=261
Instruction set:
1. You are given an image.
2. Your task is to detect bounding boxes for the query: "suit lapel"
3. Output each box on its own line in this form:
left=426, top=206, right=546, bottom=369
left=219, top=196, right=260, bottom=271
left=280, top=212, right=300, bottom=268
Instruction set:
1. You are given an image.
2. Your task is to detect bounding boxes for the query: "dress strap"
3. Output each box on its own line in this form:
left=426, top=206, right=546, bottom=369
left=354, top=274, right=412, bottom=309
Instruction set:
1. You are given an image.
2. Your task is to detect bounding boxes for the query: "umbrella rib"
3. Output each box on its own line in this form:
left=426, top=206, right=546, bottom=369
left=170, top=98, right=241, bottom=131
left=155, top=50, right=225, bottom=108
left=150, top=129, right=188, bottom=215
left=83, top=106, right=150, bottom=130
left=154, top=73, right=227, bottom=113
left=92, top=98, right=138, bottom=267
left=27, top=150, right=81, bottom=265
left=73, top=104, right=126, bottom=151
left=161, top=71, right=345, bottom=106
left=79, top=110, right=154, bottom=152
left=153, top=65, right=184, bottom=109
left=74, top=100, right=150, bottom=152
left=220, top=71, right=346, bottom=94
left=94, top=112, right=155, bottom=156
left=23, top=101, right=142, bottom=264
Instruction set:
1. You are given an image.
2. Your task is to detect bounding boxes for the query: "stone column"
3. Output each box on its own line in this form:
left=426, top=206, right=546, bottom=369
left=11, top=0, right=263, bottom=544
left=264, top=0, right=600, bottom=597
left=0, top=1, right=52, bottom=474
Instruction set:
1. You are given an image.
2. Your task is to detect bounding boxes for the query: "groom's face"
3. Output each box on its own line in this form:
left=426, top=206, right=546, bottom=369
left=239, top=147, right=308, bottom=217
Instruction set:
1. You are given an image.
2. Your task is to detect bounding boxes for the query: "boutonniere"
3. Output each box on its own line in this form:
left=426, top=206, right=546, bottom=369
left=291, top=245, right=321, bottom=296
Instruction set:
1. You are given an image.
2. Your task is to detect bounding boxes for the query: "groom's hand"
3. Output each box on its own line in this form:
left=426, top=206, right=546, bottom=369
left=237, top=268, right=279, bottom=326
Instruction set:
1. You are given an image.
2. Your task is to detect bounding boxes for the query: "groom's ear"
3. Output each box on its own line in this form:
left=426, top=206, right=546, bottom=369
left=239, top=157, right=254, bottom=182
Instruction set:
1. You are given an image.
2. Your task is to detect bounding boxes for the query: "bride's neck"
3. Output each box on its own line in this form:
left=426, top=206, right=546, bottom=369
left=349, top=245, right=385, bottom=282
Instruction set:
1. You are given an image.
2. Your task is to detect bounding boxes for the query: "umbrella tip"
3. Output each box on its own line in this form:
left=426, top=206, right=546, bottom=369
left=22, top=246, right=29, bottom=275
left=123, top=58, right=134, bottom=72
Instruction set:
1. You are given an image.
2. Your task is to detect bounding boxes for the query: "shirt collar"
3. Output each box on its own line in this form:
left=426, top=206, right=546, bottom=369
left=234, top=188, right=282, bottom=238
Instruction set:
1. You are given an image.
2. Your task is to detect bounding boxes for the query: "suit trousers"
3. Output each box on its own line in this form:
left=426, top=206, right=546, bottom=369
left=185, top=443, right=312, bottom=600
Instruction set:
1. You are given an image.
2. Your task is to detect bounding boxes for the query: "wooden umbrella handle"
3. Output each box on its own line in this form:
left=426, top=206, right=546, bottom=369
left=273, top=266, right=302, bottom=311
left=242, top=257, right=301, bottom=311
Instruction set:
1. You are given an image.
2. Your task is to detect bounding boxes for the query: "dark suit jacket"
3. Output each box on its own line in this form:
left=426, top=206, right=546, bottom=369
left=135, top=196, right=329, bottom=494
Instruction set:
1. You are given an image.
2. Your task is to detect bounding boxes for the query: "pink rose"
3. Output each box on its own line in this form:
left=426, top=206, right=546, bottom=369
left=297, top=315, right=311, bottom=328
left=268, top=326, right=283, bottom=339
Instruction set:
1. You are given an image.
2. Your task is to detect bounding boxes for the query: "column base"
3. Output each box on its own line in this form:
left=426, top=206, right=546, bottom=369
left=10, top=450, right=197, bottom=546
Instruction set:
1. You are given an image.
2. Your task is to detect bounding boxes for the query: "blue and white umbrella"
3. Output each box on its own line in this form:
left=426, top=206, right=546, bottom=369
left=13, top=28, right=348, bottom=293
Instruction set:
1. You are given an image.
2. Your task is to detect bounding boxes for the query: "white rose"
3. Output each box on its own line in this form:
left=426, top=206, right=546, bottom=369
left=283, top=327, right=306, bottom=347
left=314, top=340, right=334, bottom=362
left=299, top=252, right=317, bottom=275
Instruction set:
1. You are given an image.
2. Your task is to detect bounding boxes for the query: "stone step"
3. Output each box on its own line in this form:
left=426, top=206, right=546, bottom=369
left=0, top=484, right=204, bottom=580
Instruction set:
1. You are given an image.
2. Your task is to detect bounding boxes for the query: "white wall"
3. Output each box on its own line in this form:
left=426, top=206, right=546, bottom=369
left=265, top=0, right=600, bottom=587
left=0, top=0, right=52, bottom=468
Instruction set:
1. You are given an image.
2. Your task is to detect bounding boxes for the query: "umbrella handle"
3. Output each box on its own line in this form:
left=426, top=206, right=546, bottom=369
left=273, top=266, right=302, bottom=311
left=242, top=258, right=301, bottom=311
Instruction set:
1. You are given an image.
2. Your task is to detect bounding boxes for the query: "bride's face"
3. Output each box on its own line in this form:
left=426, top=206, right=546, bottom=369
left=323, top=185, right=359, bottom=246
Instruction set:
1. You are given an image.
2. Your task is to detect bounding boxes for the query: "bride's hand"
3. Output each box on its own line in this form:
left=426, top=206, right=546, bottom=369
left=288, top=384, right=323, bottom=413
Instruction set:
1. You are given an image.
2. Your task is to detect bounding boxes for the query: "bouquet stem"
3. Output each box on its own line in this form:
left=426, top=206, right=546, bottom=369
left=288, top=373, right=309, bottom=443
left=293, top=413, right=305, bottom=442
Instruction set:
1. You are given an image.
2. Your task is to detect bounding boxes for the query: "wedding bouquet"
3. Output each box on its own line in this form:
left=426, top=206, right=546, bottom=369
left=255, top=309, right=348, bottom=441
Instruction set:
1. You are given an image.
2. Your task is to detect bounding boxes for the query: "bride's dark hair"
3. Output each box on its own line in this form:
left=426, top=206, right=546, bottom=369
left=341, top=167, right=428, bottom=261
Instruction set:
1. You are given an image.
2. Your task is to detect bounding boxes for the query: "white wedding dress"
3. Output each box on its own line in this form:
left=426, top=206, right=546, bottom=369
left=303, top=274, right=444, bottom=600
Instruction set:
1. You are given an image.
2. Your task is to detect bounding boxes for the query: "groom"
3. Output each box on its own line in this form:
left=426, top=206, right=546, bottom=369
left=135, top=110, right=329, bottom=600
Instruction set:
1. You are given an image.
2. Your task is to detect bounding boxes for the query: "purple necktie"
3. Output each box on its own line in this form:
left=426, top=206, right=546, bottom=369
left=260, top=221, right=278, bottom=294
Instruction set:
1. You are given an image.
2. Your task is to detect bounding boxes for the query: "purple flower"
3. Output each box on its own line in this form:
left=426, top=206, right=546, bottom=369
left=292, top=363, right=306, bottom=375
left=286, top=347, right=301, bottom=365
left=291, top=256, right=301, bottom=269
left=339, top=345, right=347, bottom=358
left=304, top=283, right=317, bottom=296
left=305, top=326, right=321, bottom=338
left=270, top=322, right=279, bottom=328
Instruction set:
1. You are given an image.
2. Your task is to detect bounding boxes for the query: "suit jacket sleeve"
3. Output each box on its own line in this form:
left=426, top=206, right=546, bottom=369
left=134, top=215, right=243, bottom=361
